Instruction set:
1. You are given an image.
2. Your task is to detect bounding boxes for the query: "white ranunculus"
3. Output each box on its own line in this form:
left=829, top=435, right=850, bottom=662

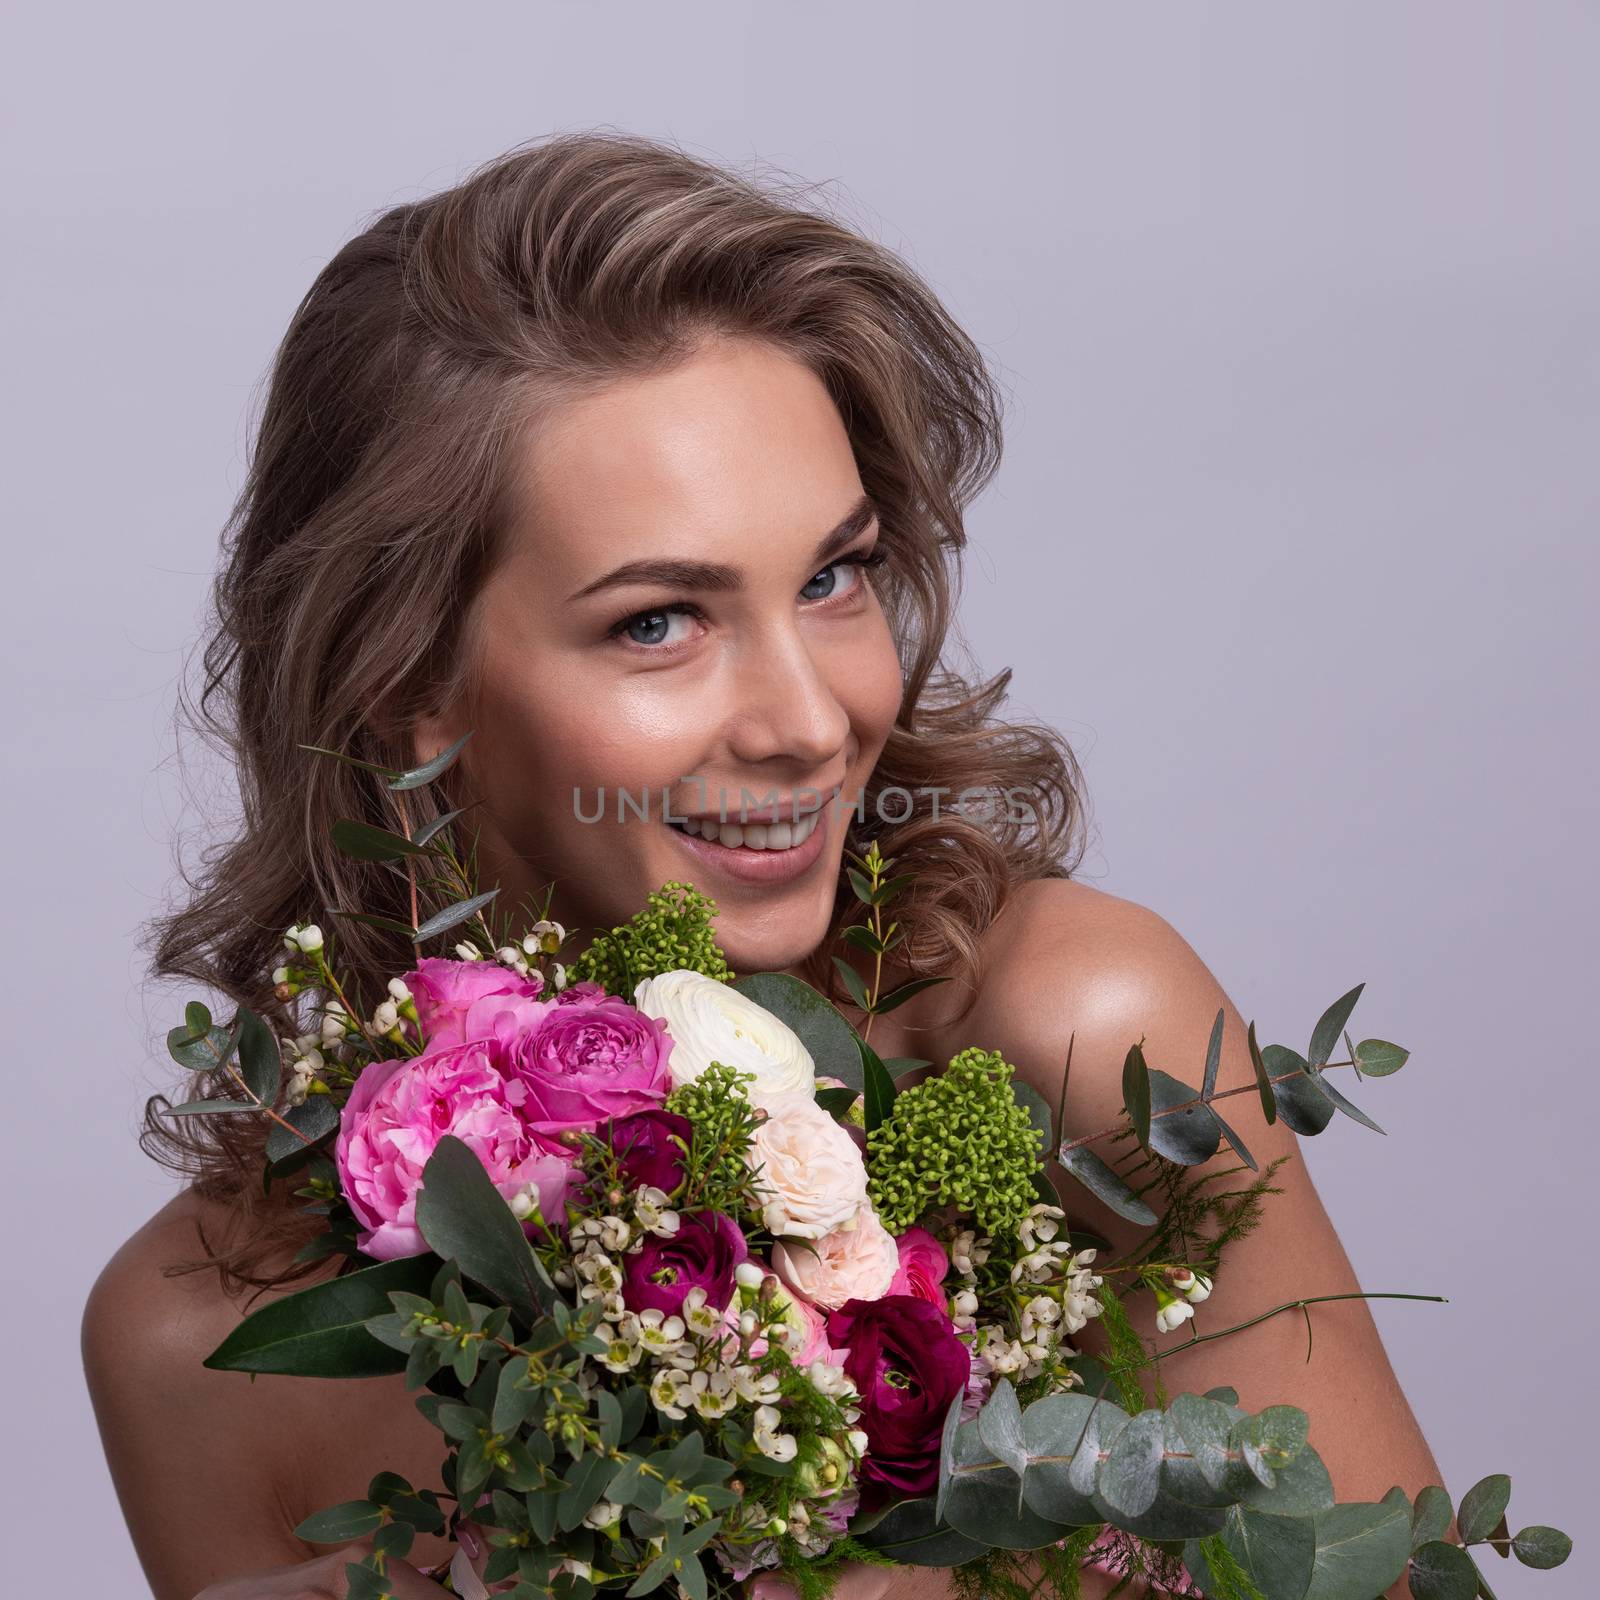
left=749, top=1095, right=869, bottom=1239
left=632, top=969, right=815, bottom=1109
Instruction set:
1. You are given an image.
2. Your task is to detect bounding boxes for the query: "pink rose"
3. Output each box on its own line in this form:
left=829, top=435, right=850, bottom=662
left=772, top=1205, right=900, bottom=1311
left=407, top=957, right=549, bottom=1051
left=889, top=1226, right=950, bottom=1309
left=748, top=1096, right=869, bottom=1239
left=335, top=1044, right=576, bottom=1260
left=503, top=993, right=672, bottom=1133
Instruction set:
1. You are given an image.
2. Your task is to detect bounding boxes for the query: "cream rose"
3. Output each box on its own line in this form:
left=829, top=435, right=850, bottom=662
left=633, top=969, right=815, bottom=1110
left=772, top=1204, right=900, bottom=1310
left=749, top=1095, right=869, bottom=1239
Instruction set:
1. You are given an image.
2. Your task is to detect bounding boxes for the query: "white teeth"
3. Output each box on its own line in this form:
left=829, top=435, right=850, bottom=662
left=674, top=811, right=820, bottom=851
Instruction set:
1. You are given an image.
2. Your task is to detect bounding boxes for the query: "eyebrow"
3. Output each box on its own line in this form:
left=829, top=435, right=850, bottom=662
left=565, top=492, right=880, bottom=604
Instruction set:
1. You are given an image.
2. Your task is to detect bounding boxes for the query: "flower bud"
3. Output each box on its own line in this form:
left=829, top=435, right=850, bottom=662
left=735, top=1261, right=766, bottom=1291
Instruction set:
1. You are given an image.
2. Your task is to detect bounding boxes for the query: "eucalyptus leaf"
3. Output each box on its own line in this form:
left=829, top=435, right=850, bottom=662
left=860, top=1496, right=987, bottom=1566
left=1096, top=1408, right=1166, bottom=1519
left=1201, top=1006, right=1225, bottom=1100
left=1146, top=1069, right=1222, bottom=1166
left=1355, top=1038, right=1409, bottom=1077
left=236, top=1006, right=281, bottom=1104
left=414, top=889, right=499, bottom=944
left=1209, top=1102, right=1259, bottom=1171
left=414, top=1135, right=557, bottom=1323
left=730, top=973, right=863, bottom=1090
left=203, top=1256, right=437, bottom=1375
left=166, top=1014, right=242, bottom=1074
left=388, top=730, right=473, bottom=791
left=265, top=1095, right=340, bottom=1162
left=1011, top=1079, right=1055, bottom=1150
left=165, top=1098, right=255, bottom=1116
left=975, top=1380, right=1030, bottom=1498
left=1263, top=1045, right=1336, bottom=1137
left=413, top=808, right=465, bottom=847
left=298, top=742, right=403, bottom=779
left=1017, top=1391, right=1102, bottom=1526
left=941, top=1418, right=1073, bottom=1548
left=1122, top=1043, right=1152, bottom=1147
left=1411, top=1485, right=1453, bottom=1550
left=1308, top=983, right=1365, bottom=1069
left=1510, top=1526, right=1572, bottom=1569
left=1306, top=1067, right=1385, bottom=1136
left=331, top=819, right=435, bottom=862
left=1247, top=1019, right=1277, bottom=1126
left=1408, top=1539, right=1480, bottom=1600
left=1186, top=1505, right=1315, bottom=1600
left=1058, top=1145, right=1158, bottom=1226
left=1456, top=1475, right=1511, bottom=1544
left=1303, top=1500, right=1412, bottom=1600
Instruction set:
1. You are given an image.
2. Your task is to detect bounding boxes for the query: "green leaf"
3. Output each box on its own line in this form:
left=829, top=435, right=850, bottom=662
left=846, top=867, right=877, bottom=905
left=414, top=1134, right=557, bottom=1323
left=975, top=1379, right=1030, bottom=1493
left=814, top=1086, right=859, bottom=1118
left=1308, top=983, right=1364, bottom=1069
left=859, top=1036, right=897, bottom=1132
left=265, top=1095, right=340, bottom=1162
left=414, top=889, right=499, bottom=944
left=413, top=807, right=465, bottom=848
left=1510, top=1526, right=1572, bottom=1569
left=1456, top=1475, right=1511, bottom=1544
left=860, top=1495, right=988, bottom=1565
left=166, top=1098, right=256, bottom=1116
left=1263, top=1045, right=1335, bottom=1137
left=1408, top=1539, right=1480, bottom=1600
left=874, top=974, right=948, bottom=1014
left=330, top=819, right=435, bottom=862
left=167, top=1013, right=242, bottom=1074
left=885, top=1056, right=932, bottom=1078
left=1146, top=1069, right=1222, bottom=1166
left=1305, top=1063, right=1385, bottom=1136
left=1058, top=1145, right=1158, bottom=1225
left=1187, top=1506, right=1315, bottom=1600
left=1304, top=1501, right=1412, bottom=1600
left=832, top=955, right=872, bottom=1012
left=294, top=1499, right=384, bottom=1542
left=236, top=1006, right=281, bottom=1104
left=730, top=972, right=864, bottom=1090
left=840, top=923, right=885, bottom=956
left=204, top=1256, right=437, bottom=1375
left=1247, top=1019, right=1277, bottom=1126
left=1355, top=1038, right=1409, bottom=1077
left=184, top=1000, right=213, bottom=1036
left=298, top=742, right=403, bottom=778
left=1122, top=1043, right=1152, bottom=1148
left=1411, top=1485, right=1453, bottom=1550
left=1011, top=1079, right=1056, bottom=1149
left=1201, top=1007, right=1225, bottom=1100
left=324, top=907, right=420, bottom=939
left=1209, top=1102, right=1259, bottom=1171
left=388, top=730, right=473, bottom=791
left=1097, top=1408, right=1165, bottom=1519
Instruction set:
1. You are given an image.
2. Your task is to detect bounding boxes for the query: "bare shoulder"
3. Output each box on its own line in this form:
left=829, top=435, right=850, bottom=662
left=84, top=1190, right=450, bottom=1597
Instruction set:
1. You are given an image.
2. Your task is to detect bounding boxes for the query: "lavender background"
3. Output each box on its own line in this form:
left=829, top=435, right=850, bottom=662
left=4, top=4, right=1595, bottom=1592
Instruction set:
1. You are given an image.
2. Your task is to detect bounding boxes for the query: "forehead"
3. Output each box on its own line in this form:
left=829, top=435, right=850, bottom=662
left=504, top=337, right=863, bottom=575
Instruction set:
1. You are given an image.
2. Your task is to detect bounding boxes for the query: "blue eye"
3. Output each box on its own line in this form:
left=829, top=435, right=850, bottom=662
left=801, top=548, right=888, bottom=601
left=616, top=604, right=697, bottom=647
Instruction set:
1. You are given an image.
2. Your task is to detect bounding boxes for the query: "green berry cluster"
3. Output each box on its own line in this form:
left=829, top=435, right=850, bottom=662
left=867, top=1045, right=1044, bottom=1236
left=665, top=1062, right=762, bottom=1213
left=566, top=880, right=734, bottom=997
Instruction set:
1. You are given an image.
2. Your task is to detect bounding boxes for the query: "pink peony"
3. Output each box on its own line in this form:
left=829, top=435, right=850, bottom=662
left=335, top=1044, right=576, bottom=1260
left=889, top=1226, right=950, bottom=1309
left=407, top=957, right=549, bottom=1051
left=502, top=993, right=672, bottom=1133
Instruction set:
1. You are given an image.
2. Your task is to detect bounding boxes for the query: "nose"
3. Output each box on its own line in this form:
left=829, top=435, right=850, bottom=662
left=721, top=620, right=851, bottom=773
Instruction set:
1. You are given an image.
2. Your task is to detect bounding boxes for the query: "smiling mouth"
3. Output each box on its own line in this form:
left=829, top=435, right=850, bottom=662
left=664, top=810, right=824, bottom=852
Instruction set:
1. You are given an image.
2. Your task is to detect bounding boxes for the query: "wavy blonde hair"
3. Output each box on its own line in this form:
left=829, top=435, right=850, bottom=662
left=145, top=128, right=1089, bottom=1290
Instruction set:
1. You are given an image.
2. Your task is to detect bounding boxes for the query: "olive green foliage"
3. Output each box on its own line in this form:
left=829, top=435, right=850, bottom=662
left=567, top=880, right=734, bottom=996
left=866, top=1045, right=1043, bottom=1235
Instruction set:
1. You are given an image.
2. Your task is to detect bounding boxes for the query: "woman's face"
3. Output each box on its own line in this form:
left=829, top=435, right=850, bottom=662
left=418, top=335, right=905, bottom=976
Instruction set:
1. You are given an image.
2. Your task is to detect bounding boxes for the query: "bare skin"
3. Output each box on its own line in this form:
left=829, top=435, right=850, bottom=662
left=84, top=336, right=1441, bottom=1598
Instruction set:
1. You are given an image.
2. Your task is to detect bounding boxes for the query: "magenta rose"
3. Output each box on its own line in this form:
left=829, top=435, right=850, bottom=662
left=826, top=1294, right=972, bottom=1508
left=504, top=993, right=672, bottom=1133
left=888, top=1227, right=950, bottom=1310
left=335, top=1043, right=576, bottom=1261
left=406, top=957, right=549, bottom=1051
left=622, top=1210, right=748, bottom=1318
left=605, top=1109, right=692, bottom=1195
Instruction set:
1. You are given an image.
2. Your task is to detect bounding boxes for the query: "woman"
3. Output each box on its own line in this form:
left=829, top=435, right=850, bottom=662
left=82, top=130, right=1440, bottom=1599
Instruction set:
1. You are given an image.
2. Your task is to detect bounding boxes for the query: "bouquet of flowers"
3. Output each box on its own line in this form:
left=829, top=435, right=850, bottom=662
left=171, top=739, right=1571, bottom=1600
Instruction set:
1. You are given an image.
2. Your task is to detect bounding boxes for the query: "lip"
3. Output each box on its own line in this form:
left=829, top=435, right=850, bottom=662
left=664, top=802, right=833, bottom=886
left=670, top=783, right=843, bottom=827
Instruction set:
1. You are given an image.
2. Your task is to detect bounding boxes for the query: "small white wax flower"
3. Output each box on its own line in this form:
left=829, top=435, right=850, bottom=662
left=454, top=940, right=482, bottom=961
left=1155, top=1298, right=1196, bottom=1335
left=735, top=1261, right=767, bottom=1291
left=550, top=961, right=568, bottom=990
left=288, top=923, right=324, bottom=955
left=373, top=999, right=400, bottom=1033
left=1184, top=1272, right=1213, bottom=1303
left=272, top=965, right=291, bottom=986
left=387, top=977, right=412, bottom=1003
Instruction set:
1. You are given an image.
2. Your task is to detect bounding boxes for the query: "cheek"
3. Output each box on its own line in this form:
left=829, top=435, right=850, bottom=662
left=841, top=617, right=905, bottom=748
